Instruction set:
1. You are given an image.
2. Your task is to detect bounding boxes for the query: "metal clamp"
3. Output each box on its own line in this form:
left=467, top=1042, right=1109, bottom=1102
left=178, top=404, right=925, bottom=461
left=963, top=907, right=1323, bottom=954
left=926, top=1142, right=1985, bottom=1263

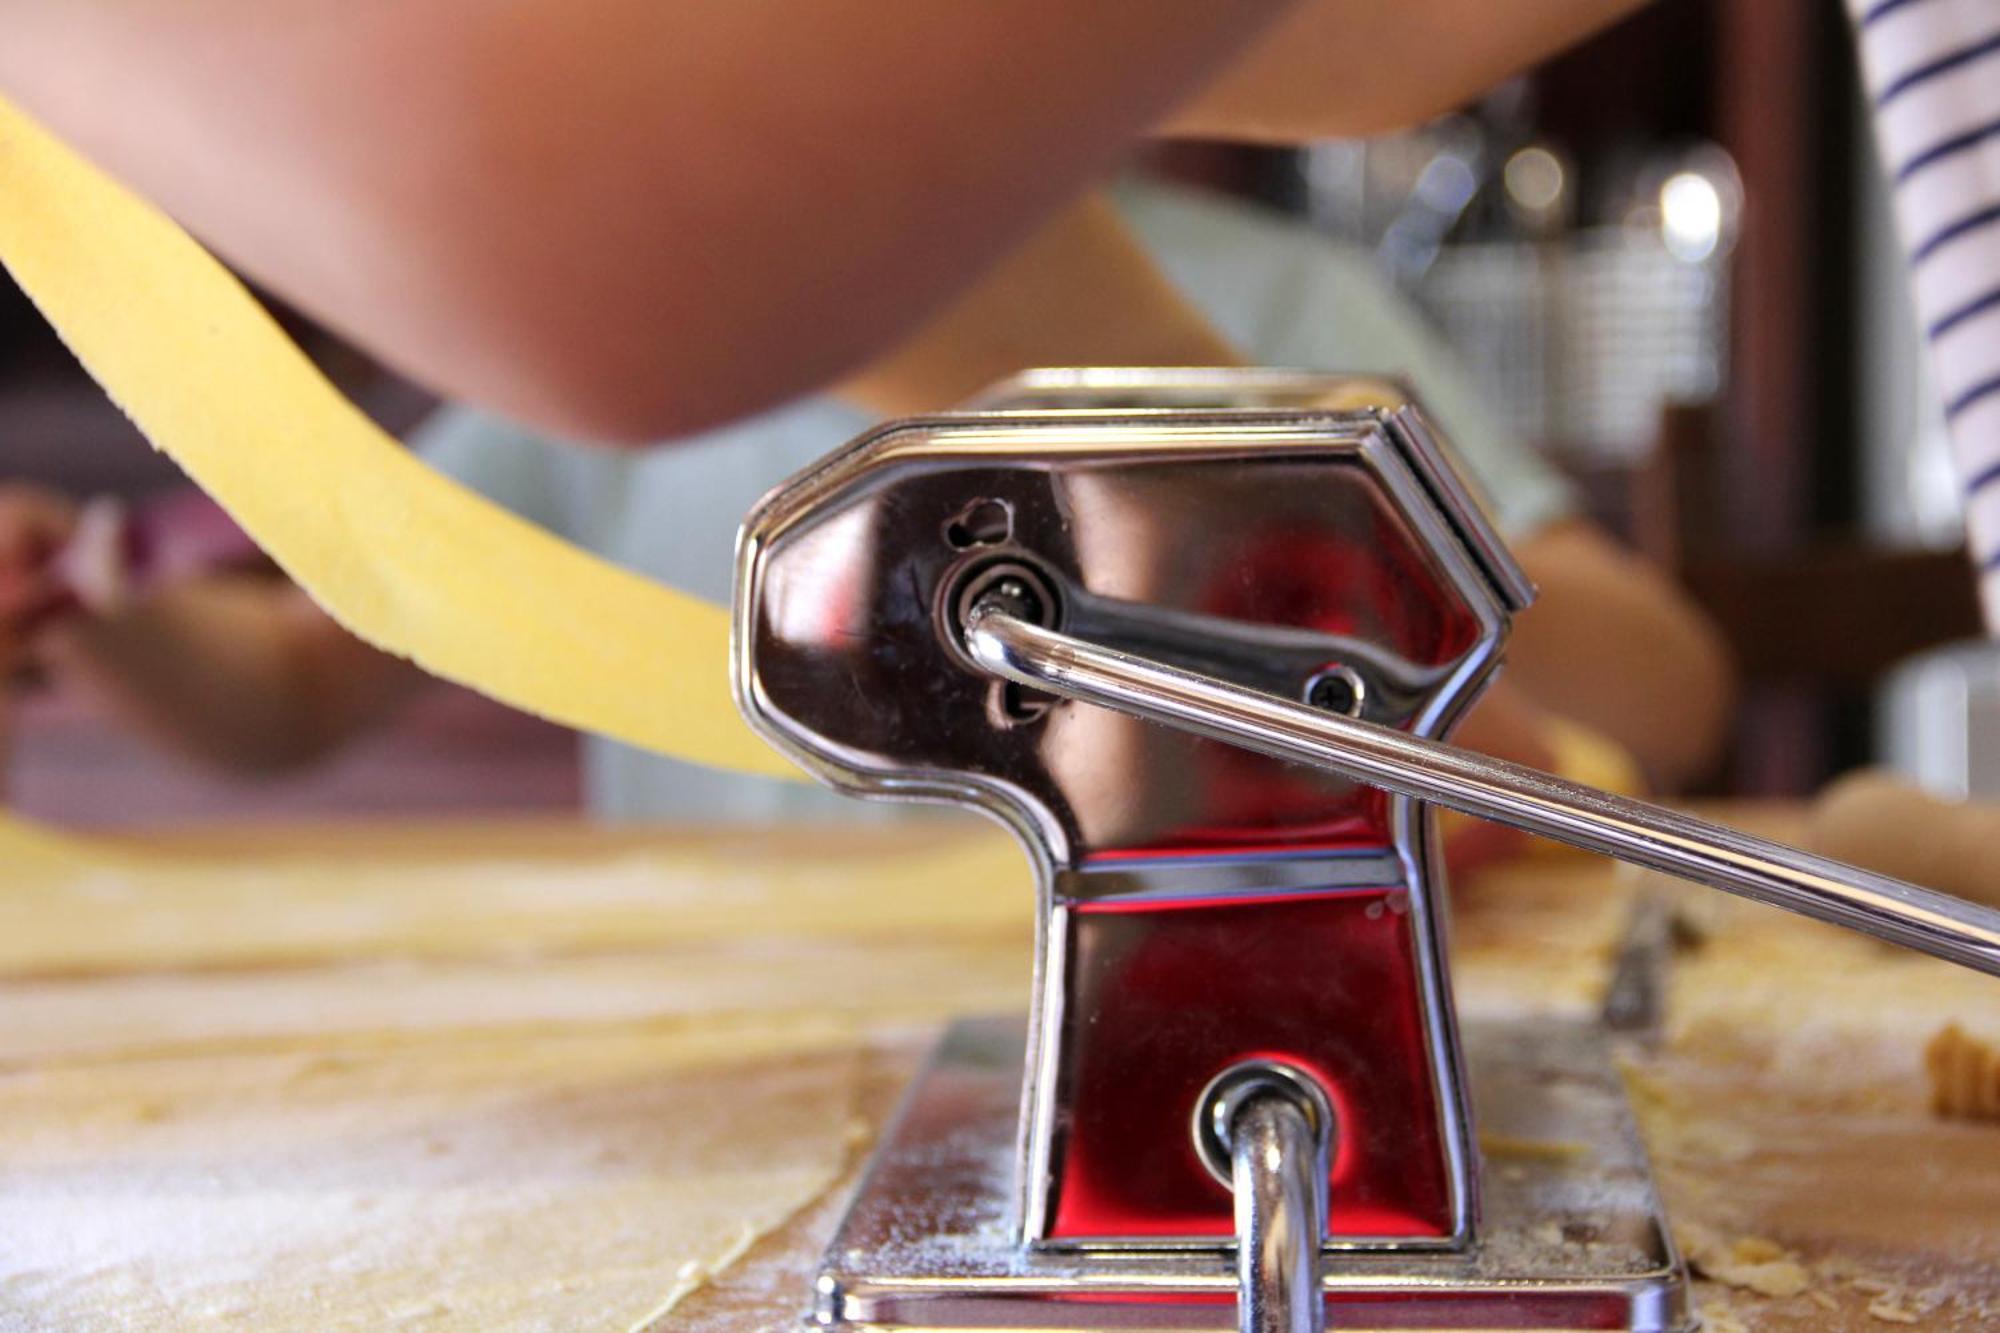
left=961, top=594, right=2000, bottom=980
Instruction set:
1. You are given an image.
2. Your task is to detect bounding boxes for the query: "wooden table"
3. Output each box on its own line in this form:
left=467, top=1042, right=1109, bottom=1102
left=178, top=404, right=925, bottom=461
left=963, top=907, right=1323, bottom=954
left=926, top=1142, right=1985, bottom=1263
left=2, top=810, right=1997, bottom=1330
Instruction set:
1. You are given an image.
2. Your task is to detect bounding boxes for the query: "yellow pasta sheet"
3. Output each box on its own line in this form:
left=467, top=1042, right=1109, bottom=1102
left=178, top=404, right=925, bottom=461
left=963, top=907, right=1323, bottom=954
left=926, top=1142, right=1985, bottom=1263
left=0, top=1019, right=866, bottom=1330
left=0, top=94, right=794, bottom=779
left=0, top=817, right=1032, bottom=1329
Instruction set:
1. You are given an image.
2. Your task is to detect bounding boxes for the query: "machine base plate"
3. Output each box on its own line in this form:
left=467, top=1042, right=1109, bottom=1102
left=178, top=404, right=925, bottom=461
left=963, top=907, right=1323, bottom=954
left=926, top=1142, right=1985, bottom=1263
left=807, top=1016, right=1690, bottom=1330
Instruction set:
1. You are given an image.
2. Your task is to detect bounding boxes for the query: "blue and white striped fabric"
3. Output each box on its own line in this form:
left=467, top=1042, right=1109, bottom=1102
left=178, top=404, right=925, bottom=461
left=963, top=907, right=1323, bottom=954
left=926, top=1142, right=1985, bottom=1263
left=1851, top=0, right=2000, bottom=624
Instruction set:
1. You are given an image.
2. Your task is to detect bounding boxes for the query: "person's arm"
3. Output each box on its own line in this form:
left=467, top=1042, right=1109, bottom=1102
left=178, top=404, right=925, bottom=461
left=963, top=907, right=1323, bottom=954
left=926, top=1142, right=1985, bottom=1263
left=1163, top=0, right=1650, bottom=142
left=0, top=2, right=1290, bottom=443
left=1504, top=519, right=1734, bottom=792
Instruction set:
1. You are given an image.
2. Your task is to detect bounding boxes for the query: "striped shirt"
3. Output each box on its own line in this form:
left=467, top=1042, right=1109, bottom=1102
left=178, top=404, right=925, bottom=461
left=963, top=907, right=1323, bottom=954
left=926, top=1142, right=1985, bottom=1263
left=1850, top=0, right=2000, bottom=624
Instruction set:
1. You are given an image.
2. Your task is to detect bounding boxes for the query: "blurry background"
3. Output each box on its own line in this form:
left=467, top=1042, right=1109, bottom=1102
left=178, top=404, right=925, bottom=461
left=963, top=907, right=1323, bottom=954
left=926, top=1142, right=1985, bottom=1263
left=0, top=0, right=1980, bottom=826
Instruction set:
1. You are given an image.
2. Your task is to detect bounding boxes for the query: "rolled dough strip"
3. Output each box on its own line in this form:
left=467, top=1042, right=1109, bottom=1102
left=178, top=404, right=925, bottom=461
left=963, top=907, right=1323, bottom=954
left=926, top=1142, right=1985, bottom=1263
left=0, top=1020, right=866, bottom=1329
left=0, top=94, right=796, bottom=780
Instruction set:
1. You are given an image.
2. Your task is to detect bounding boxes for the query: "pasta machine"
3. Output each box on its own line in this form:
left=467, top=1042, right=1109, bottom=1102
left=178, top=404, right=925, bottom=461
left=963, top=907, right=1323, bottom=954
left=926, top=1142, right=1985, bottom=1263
left=733, top=369, right=2000, bottom=1332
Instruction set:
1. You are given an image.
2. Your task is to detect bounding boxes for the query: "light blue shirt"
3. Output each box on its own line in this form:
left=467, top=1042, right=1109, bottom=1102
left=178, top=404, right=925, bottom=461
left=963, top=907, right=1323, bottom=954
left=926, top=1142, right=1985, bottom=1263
left=415, top=182, right=1575, bottom=821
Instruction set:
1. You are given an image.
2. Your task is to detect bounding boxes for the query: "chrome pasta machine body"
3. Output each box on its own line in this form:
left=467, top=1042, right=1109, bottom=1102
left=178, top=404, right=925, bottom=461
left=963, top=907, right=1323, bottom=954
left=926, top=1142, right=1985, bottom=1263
left=732, top=369, right=2000, bottom=1333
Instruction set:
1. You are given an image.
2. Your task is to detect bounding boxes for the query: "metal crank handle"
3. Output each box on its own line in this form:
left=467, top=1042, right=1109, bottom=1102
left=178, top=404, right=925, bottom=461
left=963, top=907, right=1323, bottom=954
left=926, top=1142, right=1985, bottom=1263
left=962, top=600, right=2000, bottom=980
left=1230, top=1092, right=1328, bottom=1333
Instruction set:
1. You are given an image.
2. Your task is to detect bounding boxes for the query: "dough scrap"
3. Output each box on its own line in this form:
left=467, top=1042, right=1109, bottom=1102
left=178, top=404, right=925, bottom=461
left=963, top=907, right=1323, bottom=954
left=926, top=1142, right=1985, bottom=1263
left=0, top=94, right=796, bottom=780
left=1676, top=1223, right=1813, bottom=1300
left=1925, top=1023, right=2000, bottom=1122
left=1477, top=1131, right=1589, bottom=1162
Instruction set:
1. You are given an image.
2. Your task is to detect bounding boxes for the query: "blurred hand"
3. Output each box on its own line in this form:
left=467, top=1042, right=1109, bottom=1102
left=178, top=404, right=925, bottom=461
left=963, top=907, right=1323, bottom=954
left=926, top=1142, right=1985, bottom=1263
left=1439, top=676, right=1557, bottom=880
left=1440, top=679, right=1652, bottom=884
left=1452, top=675, right=1557, bottom=771
left=1806, top=769, right=2000, bottom=909
left=0, top=482, right=80, bottom=676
